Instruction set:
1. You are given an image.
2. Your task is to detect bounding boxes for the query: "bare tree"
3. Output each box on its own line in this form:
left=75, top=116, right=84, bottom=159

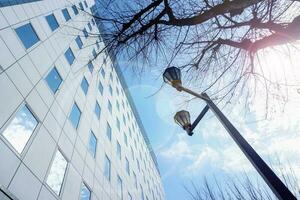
left=85, top=0, right=300, bottom=112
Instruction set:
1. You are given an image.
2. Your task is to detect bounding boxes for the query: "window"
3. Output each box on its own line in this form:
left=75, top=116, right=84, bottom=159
left=87, top=22, right=92, bottom=31
left=108, top=101, right=112, bottom=113
left=83, top=28, right=88, bottom=38
left=125, top=157, right=130, bottom=175
left=141, top=185, right=145, bottom=200
left=106, top=123, right=111, bottom=141
left=92, top=49, right=97, bottom=59
left=98, top=81, right=103, bottom=94
left=81, top=77, right=89, bottom=95
left=131, top=147, right=134, bottom=160
left=109, top=85, right=113, bottom=95
left=1, top=105, right=38, bottom=154
left=80, top=183, right=91, bottom=200
left=101, top=68, right=105, bottom=78
left=46, top=150, right=68, bottom=196
left=84, top=0, right=88, bottom=8
left=15, top=23, right=39, bottom=49
left=116, top=141, right=121, bottom=160
left=46, top=14, right=59, bottom=31
left=72, top=5, right=79, bottom=15
left=45, top=67, right=62, bottom=94
left=62, top=8, right=71, bottom=21
left=88, top=131, right=97, bottom=158
left=79, top=2, right=84, bottom=10
left=88, top=61, right=93, bottom=73
left=96, top=40, right=99, bottom=49
left=124, top=133, right=128, bottom=146
left=137, top=160, right=140, bottom=172
left=75, top=36, right=83, bottom=49
left=110, top=73, right=113, bottom=81
left=117, top=118, right=120, bottom=130
left=104, top=155, right=111, bottom=181
left=69, top=103, right=81, bottom=129
left=133, top=172, right=137, bottom=188
left=117, top=176, right=123, bottom=199
left=116, top=101, right=120, bottom=111
left=64, top=47, right=75, bottom=65
left=91, top=18, right=95, bottom=26
left=116, top=87, right=120, bottom=95
left=95, top=101, right=101, bottom=119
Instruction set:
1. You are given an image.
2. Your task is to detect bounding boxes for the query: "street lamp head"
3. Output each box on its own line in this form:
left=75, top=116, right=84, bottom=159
left=163, top=67, right=182, bottom=90
left=174, top=110, right=192, bottom=135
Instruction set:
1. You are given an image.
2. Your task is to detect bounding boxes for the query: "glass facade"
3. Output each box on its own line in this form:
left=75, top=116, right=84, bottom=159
left=1, top=105, right=38, bottom=154
left=45, top=67, right=62, bottom=93
left=15, top=23, right=39, bottom=49
left=45, top=14, right=59, bottom=31
left=46, top=150, right=68, bottom=196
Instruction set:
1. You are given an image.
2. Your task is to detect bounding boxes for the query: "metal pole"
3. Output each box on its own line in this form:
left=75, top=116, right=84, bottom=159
left=177, top=84, right=296, bottom=200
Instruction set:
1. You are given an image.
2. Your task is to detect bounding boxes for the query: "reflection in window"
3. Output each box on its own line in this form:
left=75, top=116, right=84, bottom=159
left=117, top=175, right=123, bottom=199
left=15, top=23, right=39, bottom=49
left=45, top=67, right=62, bottom=94
left=88, top=131, right=97, bottom=158
left=83, top=28, right=88, bottom=38
left=125, top=157, right=130, bottom=175
left=116, top=141, right=121, bottom=160
left=98, top=81, right=103, bottom=94
left=1, top=105, right=38, bottom=154
left=104, top=155, right=111, bottom=181
left=45, top=14, right=59, bottom=31
left=106, top=123, right=111, bottom=141
left=94, top=101, right=101, bottom=119
left=46, top=150, right=68, bottom=196
left=108, top=101, right=112, bottom=114
left=80, top=183, right=91, bottom=200
left=81, top=77, right=89, bottom=95
left=64, top=47, right=75, bottom=65
left=88, top=61, right=94, bottom=73
left=69, top=103, right=81, bottom=129
left=72, top=5, right=79, bottom=15
left=62, top=8, right=71, bottom=21
left=75, top=36, right=83, bottom=49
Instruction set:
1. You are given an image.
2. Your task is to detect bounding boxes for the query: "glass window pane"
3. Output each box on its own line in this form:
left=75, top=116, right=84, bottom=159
left=88, top=131, right=97, bottom=158
left=117, top=118, right=120, bottom=130
left=108, top=101, right=112, bottom=113
left=81, top=77, right=89, bottom=95
left=2, top=105, right=38, bottom=154
left=84, top=0, right=88, bottom=8
left=98, top=81, right=103, bottom=94
left=83, top=28, right=88, bottom=38
left=64, top=47, right=75, bottom=65
left=126, top=157, right=130, bottom=175
left=106, top=123, right=111, bottom=141
left=62, top=8, right=71, bottom=21
left=117, top=141, right=121, bottom=159
left=88, top=62, right=93, bottom=73
left=76, top=36, right=83, bottom=49
left=109, top=85, right=113, bottom=95
left=101, top=68, right=105, bottom=78
left=79, top=2, right=84, bottom=10
left=45, top=14, right=59, bottom=31
left=104, top=155, right=111, bottom=181
left=46, top=150, right=68, bottom=196
left=69, top=103, right=81, bottom=129
left=92, top=49, right=97, bottom=59
left=117, top=176, right=123, bottom=199
left=15, top=23, right=39, bottom=49
left=72, top=5, right=79, bottom=15
left=87, top=22, right=92, bottom=31
left=80, top=183, right=91, bottom=200
left=45, top=67, right=62, bottom=94
left=95, top=101, right=101, bottom=119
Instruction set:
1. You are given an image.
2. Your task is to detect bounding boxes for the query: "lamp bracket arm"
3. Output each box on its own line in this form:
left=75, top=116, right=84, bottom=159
left=190, top=105, right=210, bottom=132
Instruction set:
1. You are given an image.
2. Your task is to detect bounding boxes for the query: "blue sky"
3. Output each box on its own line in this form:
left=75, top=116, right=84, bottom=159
left=118, top=47, right=300, bottom=200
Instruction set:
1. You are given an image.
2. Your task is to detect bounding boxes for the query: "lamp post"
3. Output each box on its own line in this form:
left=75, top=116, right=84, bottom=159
left=163, top=66, right=296, bottom=200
